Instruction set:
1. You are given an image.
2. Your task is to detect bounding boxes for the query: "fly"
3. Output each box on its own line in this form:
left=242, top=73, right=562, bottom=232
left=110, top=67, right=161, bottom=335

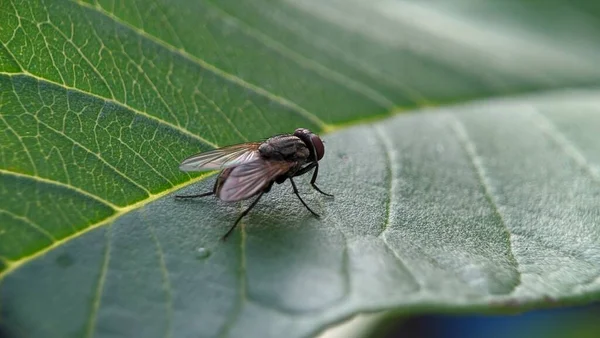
left=176, top=128, right=333, bottom=240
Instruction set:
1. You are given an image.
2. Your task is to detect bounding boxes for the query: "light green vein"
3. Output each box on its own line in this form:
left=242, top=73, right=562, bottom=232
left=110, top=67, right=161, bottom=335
left=321, top=209, right=352, bottom=309
left=0, top=113, right=38, bottom=175
left=530, top=108, right=600, bottom=184
left=372, top=125, right=423, bottom=290
left=70, top=0, right=329, bottom=131
left=85, top=224, right=111, bottom=338
left=251, top=3, right=429, bottom=105
left=218, top=219, right=248, bottom=338
left=107, top=36, right=182, bottom=127
left=36, top=2, right=68, bottom=86
left=372, top=125, right=394, bottom=235
left=95, top=107, right=175, bottom=187
left=0, top=172, right=214, bottom=280
left=49, top=144, right=72, bottom=185
left=0, top=71, right=219, bottom=148
left=130, top=0, right=146, bottom=31
left=8, top=85, right=152, bottom=197
left=0, top=168, right=119, bottom=211
left=450, top=115, right=522, bottom=294
left=0, top=209, right=57, bottom=242
left=246, top=101, right=277, bottom=132
left=146, top=220, right=174, bottom=338
left=149, top=0, right=185, bottom=49
left=192, top=87, right=248, bottom=142
left=202, top=0, right=395, bottom=109
left=36, top=8, right=116, bottom=99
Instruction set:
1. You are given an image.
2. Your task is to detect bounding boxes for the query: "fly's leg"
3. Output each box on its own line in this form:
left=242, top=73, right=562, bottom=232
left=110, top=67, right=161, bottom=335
left=222, top=192, right=264, bottom=240
left=294, top=162, right=333, bottom=197
left=308, top=163, right=333, bottom=197
left=289, top=178, right=320, bottom=218
left=175, top=191, right=214, bottom=199
left=175, top=178, right=217, bottom=199
left=293, top=162, right=316, bottom=176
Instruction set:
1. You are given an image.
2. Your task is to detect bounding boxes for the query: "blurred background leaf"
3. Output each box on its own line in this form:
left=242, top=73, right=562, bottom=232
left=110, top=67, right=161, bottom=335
left=1, top=0, right=600, bottom=337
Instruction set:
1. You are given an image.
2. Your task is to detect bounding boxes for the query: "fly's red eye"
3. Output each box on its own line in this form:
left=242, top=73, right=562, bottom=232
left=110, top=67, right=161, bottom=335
left=310, top=134, right=325, bottom=161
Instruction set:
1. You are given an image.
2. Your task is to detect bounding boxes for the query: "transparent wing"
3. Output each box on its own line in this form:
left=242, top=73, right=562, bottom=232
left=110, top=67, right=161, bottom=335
left=217, top=160, right=295, bottom=202
left=179, top=143, right=261, bottom=172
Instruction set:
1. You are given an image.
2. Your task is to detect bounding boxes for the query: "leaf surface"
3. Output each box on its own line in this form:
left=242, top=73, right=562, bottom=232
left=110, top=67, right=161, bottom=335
left=1, top=0, right=600, bottom=337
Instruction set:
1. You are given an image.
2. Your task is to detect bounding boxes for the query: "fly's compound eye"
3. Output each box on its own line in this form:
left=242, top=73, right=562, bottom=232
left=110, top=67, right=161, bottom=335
left=293, top=128, right=324, bottom=161
left=310, top=134, right=325, bottom=161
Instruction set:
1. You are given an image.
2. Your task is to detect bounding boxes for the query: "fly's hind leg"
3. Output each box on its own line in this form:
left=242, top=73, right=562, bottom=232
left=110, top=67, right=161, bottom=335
left=222, top=192, right=264, bottom=240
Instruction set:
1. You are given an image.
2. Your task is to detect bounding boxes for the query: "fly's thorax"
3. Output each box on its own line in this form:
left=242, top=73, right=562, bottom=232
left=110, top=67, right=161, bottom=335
left=259, top=135, right=310, bottom=161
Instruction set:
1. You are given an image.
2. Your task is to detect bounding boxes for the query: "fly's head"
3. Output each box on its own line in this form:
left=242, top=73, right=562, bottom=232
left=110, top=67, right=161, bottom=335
left=294, top=128, right=325, bottom=161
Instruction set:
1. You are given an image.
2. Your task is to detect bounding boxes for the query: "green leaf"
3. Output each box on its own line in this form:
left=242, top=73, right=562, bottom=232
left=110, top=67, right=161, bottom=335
left=1, top=0, right=600, bottom=337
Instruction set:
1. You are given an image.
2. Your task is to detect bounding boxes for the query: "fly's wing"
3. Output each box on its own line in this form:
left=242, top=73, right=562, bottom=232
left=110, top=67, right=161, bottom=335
left=179, top=143, right=261, bottom=172
left=217, top=160, right=296, bottom=202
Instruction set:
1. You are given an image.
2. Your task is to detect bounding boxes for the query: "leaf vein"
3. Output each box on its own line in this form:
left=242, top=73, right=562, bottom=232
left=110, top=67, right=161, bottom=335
left=0, top=168, right=119, bottom=211
left=372, top=125, right=394, bottom=235
left=115, top=40, right=182, bottom=127
left=149, top=0, right=184, bottom=49
left=105, top=105, right=176, bottom=186
left=218, top=218, right=248, bottom=338
left=28, top=103, right=153, bottom=198
left=248, top=1, right=429, bottom=104
left=0, top=71, right=219, bottom=148
left=316, top=191, right=352, bottom=307
left=530, top=108, right=600, bottom=184
left=36, top=2, right=68, bottom=86
left=85, top=224, right=112, bottom=338
left=0, top=209, right=57, bottom=242
left=69, top=0, right=329, bottom=130
left=146, top=220, right=174, bottom=338
left=372, top=125, right=424, bottom=290
left=0, top=114, right=39, bottom=176
left=0, top=173, right=214, bottom=280
left=38, top=7, right=116, bottom=99
left=192, top=86, right=248, bottom=142
left=202, top=0, right=395, bottom=109
left=450, top=115, right=522, bottom=294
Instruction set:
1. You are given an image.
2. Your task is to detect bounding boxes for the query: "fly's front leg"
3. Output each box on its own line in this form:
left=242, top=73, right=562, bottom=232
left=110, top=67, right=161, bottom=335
left=289, top=178, right=320, bottom=218
left=293, top=162, right=316, bottom=177
left=294, top=162, right=333, bottom=197
left=308, top=163, right=333, bottom=197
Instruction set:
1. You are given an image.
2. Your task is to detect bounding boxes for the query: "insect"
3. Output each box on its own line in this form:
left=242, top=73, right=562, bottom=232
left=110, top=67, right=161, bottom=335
left=176, top=128, right=333, bottom=239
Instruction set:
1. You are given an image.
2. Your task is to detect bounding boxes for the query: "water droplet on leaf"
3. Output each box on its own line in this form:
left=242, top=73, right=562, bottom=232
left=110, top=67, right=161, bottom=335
left=337, top=152, right=349, bottom=161
left=196, top=247, right=210, bottom=259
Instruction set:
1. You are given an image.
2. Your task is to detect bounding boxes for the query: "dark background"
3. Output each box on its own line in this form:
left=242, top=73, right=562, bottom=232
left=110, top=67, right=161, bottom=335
left=381, top=303, right=600, bottom=338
